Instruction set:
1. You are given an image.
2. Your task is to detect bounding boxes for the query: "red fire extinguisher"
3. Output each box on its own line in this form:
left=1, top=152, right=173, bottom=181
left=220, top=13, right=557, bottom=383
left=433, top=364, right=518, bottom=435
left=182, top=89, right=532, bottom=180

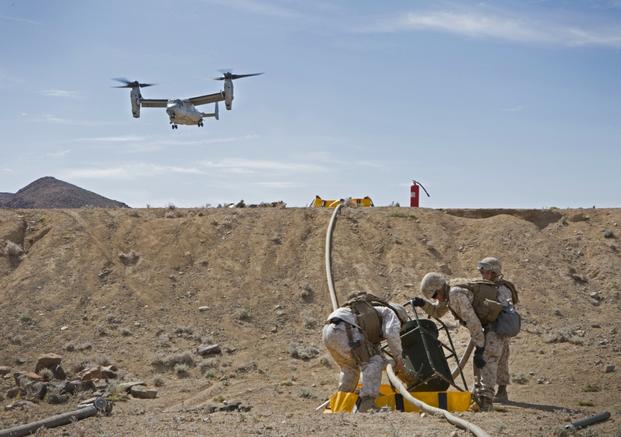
left=410, top=180, right=430, bottom=208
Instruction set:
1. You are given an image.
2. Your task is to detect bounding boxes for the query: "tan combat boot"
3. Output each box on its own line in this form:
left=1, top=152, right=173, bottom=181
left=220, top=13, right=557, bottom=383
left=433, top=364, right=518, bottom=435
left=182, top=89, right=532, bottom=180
left=494, top=385, right=508, bottom=402
left=477, top=396, right=494, bottom=412
left=357, top=396, right=378, bottom=413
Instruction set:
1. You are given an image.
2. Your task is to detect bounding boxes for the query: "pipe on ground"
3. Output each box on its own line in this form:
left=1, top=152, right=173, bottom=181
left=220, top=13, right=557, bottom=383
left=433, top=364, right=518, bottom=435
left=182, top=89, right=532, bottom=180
left=0, top=397, right=112, bottom=437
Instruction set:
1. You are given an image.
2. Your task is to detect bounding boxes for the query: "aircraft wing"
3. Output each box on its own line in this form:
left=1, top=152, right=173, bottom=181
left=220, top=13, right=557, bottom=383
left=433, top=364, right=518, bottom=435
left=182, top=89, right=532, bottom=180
left=188, top=91, right=225, bottom=106
left=140, top=99, right=168, bottom=108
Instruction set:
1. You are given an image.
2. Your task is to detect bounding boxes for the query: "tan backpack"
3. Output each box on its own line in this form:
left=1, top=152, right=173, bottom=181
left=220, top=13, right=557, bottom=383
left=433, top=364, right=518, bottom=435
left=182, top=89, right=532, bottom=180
left=449, top=279, right=503, bottom=324
left=343, top=292, right=398, bottom=345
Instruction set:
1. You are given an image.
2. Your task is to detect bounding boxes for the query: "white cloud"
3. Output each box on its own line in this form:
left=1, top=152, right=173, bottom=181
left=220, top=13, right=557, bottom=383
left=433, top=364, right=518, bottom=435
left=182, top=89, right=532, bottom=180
left=62, top=163, right=205, bottom=180
left=200, top=158, right=325, bottom=173
left=1, top=168, right=14, bottom=173
left=42, top=89, right=79, bottom=98
left=46, top=149, right=71, bottom=158
left=77, top=135, right=146, bottom=143
left=365, top=10, right=621, bottom=47
left=200, top=0, right=300, bottom=18
left=0, top=14, right=38, bottom=25
left=256, top=181, right=306, bottom=188
left=35, top=114, right=123, bottom=126
left=74, top=134, right=259, bottom=153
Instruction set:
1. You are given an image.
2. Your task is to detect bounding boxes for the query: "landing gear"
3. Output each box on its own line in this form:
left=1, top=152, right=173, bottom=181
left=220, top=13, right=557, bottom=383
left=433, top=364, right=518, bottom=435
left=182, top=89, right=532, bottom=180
left=171, top=124, right=178, bottom=130
left=197, top=120, right=204, bottom=127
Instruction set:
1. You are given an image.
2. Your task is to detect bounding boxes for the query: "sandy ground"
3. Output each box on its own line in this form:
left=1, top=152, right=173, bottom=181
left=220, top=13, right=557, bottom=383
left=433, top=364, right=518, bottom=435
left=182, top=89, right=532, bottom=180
left=0, top=207, right=619, bottom=436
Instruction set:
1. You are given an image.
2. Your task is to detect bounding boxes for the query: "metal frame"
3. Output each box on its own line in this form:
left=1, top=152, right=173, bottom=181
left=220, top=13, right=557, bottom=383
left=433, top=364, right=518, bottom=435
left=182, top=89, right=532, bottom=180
left=386, top=304, right=468, bottom=392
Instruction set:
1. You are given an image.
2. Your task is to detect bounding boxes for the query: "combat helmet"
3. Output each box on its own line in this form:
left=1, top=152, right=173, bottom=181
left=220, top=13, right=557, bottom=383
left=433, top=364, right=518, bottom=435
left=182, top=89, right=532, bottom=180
left=419, top=272, right=448, bottom=300
left=477, top=257, right=502, bottom=275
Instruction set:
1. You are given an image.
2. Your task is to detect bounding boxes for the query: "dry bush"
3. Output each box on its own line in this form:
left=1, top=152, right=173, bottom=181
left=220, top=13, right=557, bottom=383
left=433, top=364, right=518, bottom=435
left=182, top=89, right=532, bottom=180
left=236, top=308, right=252, bottom=322
left=174, top=363, right=190, bottom=378
left=4, top=241, right=24, bottom=257
left=174, top=326, right=194, bottom=337
left=95, top=355, right=112, bottom=366
left=288, top=343, right=320, bottom=361
left=38, top=368, right=54, bottom=382
left=151, top=351, right=195, bottom=372
left=199, top=358, right=220, bottom=374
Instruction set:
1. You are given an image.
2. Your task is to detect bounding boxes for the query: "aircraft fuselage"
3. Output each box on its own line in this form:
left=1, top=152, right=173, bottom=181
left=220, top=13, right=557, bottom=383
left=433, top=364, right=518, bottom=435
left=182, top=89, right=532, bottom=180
left=166, top=99, right=204, bottom=125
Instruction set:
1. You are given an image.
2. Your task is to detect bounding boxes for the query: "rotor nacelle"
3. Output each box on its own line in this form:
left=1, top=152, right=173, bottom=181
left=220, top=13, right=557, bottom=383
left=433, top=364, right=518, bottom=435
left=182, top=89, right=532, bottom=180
left=215, top=71, right=263, bottom=111
left=131, top=87, right=141, bottom=118
left=113, top=78, right=156, bottom=119
left=224, top=79, right=233, bottom=110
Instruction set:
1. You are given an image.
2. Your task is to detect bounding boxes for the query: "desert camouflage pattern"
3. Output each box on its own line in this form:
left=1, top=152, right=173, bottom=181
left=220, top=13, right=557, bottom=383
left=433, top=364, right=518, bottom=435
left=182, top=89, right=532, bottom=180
left=422, top=286, right=486, bottom=347
left=495, top=283, right=515, bottom=386
left=421, top=284, right=514, bottom=400
left=322, top=306, right=403, bottom=398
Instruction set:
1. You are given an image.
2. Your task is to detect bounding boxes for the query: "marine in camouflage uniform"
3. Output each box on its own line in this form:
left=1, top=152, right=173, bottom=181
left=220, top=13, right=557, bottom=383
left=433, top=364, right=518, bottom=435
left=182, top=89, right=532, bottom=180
left=322, top=302, right=406, bottom=412
left=412, top=272, right=508, bottom=411
left=477, top=257, right=518, bottom=402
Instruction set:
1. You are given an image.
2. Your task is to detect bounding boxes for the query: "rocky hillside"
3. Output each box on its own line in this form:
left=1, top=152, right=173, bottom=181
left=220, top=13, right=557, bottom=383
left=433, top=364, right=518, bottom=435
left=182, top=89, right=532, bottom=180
left=0, top=207, right=619, bottom=436
left=0, top=177, right=129, bottom=209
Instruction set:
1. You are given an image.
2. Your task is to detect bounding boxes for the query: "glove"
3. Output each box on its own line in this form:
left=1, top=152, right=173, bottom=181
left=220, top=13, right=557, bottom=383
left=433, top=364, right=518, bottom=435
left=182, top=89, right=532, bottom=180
left=474, top=346, right=486, bottom=369
left=411, top=297, right=426, bottom=308
left=394, top=357, right=405, bottom=373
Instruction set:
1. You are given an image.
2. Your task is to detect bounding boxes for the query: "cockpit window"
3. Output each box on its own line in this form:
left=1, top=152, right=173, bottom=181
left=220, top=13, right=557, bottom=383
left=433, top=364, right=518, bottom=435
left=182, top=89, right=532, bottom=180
left=167, top=99, right=183, bottom=107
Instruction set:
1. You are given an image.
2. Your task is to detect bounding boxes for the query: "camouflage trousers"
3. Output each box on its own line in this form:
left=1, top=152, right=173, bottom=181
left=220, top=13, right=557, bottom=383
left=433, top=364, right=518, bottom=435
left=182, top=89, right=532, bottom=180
left=322, top=322, right=385, bottom=398
left=497, top=339, right=511, bottom=386
left=473, top=330, right=510, bottom=400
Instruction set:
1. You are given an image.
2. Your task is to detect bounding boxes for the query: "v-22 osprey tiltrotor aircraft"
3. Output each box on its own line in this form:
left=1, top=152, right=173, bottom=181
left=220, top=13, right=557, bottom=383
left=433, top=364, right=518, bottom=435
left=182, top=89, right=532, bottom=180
left=113, top=71, right=262, bottom=129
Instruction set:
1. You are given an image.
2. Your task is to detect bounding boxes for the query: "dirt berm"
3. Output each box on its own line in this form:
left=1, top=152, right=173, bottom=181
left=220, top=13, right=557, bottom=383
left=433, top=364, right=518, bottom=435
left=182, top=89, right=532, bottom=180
left=0, top=207, right=619, bottom=436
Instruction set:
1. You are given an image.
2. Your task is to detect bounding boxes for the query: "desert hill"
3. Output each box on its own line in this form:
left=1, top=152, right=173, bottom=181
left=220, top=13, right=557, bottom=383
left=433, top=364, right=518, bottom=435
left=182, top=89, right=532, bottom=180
left=0, top=207, right=619, bottom=436
left=0, top=177, right=129, bottom=209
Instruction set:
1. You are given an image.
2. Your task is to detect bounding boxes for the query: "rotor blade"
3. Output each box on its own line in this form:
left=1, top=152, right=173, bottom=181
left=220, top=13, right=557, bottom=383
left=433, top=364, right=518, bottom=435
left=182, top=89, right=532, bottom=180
left=214, top=72, right=263, bottom=81
left=230, top=72, right=263, bottom=80
left=113, top=77, right=132, bottom=85
left=138, top=83, right=156, bottom=88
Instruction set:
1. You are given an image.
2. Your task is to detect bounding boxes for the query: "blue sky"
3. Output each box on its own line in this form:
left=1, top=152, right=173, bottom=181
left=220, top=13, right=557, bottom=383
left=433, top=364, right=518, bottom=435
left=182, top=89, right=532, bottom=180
left=1, top=0, right=620, bottom=208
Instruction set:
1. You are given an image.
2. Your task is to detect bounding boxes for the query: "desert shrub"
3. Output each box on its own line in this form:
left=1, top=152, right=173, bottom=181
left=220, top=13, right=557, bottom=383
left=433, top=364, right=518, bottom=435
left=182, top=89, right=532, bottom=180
left=199, top=358, right=220, bottom=374
left=106, top=313, right=121, bottom=325
left=64, top=342, right=76, bottom=352
left=512, top=374, right=529, bottom=385
left=303, top=317, right=317, bottom=329
left=77, top=342, right=92, bottom=351
left=174, top=363, right=190, bottom=378
left=236, top=308, right=252, bottom=322
left=38, top=368, right=54, bottom=382
left=19, top=313, right=33, bottom=324
left=174, top=326, right=194, bottom=337
left=151, top=351, right=195, bottom=372
left=153, top=377, right=165, bottom=387
left=288, top=343, right=319, bottom=361
left=4, top=241, right=24, bottom=257
left=583, top=384, right=601, bottom=393
left=120, top=328, right=133, bottom=337
left=71, top=360, right=89, bottom=374
left=95, top=355, right=112, bottom=366
left=298, top=388, right=313, bottom=399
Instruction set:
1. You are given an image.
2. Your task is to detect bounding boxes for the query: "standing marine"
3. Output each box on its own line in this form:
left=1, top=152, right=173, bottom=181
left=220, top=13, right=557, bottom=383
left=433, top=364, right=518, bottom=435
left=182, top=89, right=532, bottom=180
left=477, top=256, right=519, bottom=402
left=412, top=272, right=508, bottom=411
